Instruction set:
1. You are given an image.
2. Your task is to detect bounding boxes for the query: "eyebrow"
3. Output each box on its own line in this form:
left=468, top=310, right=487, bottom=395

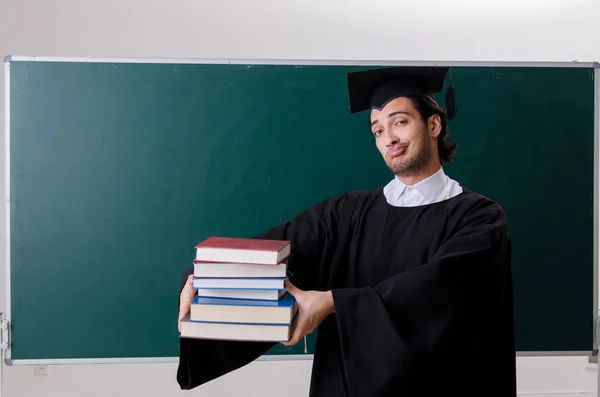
left=370, top=111, right=411, bottom=128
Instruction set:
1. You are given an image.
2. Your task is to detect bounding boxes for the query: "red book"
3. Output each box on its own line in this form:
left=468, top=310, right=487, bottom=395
left=194, top=236, right=291, bottom=265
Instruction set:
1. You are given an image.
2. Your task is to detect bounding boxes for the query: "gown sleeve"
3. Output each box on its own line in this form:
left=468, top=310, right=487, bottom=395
left=177, top=193, right=348, bottom=390
left=331, top=198, right=514, bottom=395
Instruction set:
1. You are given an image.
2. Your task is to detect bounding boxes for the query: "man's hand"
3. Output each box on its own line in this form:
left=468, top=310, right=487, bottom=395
left=178, top=274, right=197, bottom=333
left=282, top=279, right=335, bottom=346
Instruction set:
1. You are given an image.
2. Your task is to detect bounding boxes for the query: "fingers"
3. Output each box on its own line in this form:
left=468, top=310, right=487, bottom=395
left=178, top=309, right=185, bottom=333
left=282, top=280, right=304, bottom=345
left=282, top=327, right=303, bottom=346
left=281, top=316, right=303, bottom=346
left=181, top=275, right=196, bottom=300
left=178, top=296, right=191, bottom=317
left=178, top=275, right=195, bottom=333
left=178, top=300, right=190, bottom=333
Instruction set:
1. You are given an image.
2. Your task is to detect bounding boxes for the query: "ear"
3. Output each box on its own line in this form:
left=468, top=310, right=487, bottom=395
left=428, top=114, right=442, bottom=139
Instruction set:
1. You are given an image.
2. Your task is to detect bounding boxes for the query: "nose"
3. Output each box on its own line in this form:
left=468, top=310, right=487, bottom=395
left=385, top=129, right=399, bottom=147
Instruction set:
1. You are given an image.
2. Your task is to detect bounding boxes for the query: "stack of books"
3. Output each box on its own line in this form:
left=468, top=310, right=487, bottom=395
left=179, top=236, right=298, bottom=342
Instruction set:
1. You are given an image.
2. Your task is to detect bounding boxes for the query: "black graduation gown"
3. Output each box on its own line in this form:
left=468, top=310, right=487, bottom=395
left=177, top=187, right=517, bottom=397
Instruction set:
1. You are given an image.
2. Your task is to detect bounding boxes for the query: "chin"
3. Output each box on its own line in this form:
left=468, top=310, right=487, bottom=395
left=388, top=157, right=416, bottom=176
left=390, top=157, right=408, bottom=169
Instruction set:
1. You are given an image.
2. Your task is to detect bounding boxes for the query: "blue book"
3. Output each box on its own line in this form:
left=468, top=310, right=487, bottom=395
left=192, top=291, right=293, bottom=306
left=190, top=292, right=297, bottom=325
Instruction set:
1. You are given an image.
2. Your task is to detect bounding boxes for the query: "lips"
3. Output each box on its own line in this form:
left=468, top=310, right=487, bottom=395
left=388, top=145, right=408, bottom=157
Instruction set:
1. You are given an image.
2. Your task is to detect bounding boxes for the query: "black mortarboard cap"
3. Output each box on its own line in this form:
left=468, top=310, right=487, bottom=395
left=346, top=66, right=457, bottom=120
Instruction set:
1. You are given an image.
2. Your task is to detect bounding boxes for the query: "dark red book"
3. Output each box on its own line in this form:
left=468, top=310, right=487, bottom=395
left=194, top=236, right=291, bottom=265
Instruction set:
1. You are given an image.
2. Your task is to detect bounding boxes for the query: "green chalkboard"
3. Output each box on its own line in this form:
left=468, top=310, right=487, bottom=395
left=4, top=58, right=597, bottom=362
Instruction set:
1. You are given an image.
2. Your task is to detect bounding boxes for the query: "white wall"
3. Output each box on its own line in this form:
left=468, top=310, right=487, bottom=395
left=1, top=0, right=599, bottom=396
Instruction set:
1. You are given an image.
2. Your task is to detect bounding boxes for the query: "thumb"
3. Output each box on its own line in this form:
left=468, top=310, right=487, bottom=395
left=284, top=278, right=301, bottom=297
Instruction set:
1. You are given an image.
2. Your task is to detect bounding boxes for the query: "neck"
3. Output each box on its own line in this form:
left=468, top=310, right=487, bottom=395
left=396, top=161, right=441, bottom=186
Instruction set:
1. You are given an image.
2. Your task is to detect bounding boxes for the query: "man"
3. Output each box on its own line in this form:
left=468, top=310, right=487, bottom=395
left=177, top=66, right=517, bottom=396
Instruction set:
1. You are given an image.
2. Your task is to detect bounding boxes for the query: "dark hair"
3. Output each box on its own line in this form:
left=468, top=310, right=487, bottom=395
left=408, top=94, right=457, bottom=163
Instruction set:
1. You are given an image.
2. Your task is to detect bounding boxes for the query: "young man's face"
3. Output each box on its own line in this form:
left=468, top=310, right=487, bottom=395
left=369, top=97, right=440, bottom=177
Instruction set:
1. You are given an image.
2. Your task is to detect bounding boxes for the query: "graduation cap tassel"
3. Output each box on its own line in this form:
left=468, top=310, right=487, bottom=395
left=445, top=84, right=457, bottom=121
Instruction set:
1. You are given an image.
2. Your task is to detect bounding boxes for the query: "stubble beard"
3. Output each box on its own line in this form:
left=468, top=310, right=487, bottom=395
left=387, top=140, right=433, bottom=177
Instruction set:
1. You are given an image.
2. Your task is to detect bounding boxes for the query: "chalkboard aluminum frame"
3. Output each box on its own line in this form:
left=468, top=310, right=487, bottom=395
left=2, top=55, right=600, bottom=366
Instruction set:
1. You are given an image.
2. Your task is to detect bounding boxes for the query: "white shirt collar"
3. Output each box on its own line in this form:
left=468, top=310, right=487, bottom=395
left=393, top=167, right=448, bottom=202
